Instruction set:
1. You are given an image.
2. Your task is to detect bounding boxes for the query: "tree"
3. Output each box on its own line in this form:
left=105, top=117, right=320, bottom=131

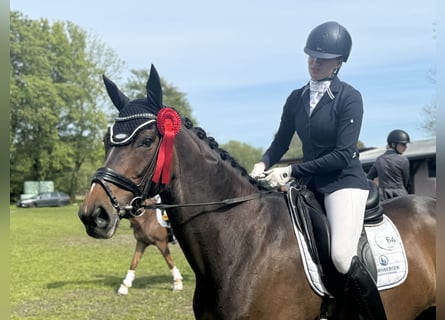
left=421, top=67, right=436, bottom=136
left=10, top=11, right=124, bottom=201
left=422, top=103, right=436, bottom=136
left=281, top=134, right=303, bottom=159
left=220, top=140, right=263, bottom=171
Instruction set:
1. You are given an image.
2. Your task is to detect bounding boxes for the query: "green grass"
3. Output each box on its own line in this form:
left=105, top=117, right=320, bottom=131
left=10, top=205, right=195, bottom=319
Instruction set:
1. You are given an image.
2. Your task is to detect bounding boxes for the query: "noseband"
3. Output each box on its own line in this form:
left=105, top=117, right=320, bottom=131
left=92, top=137, right=162, bottom=219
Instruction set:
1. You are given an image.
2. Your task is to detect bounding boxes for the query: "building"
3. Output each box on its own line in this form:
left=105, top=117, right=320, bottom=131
left=278, top=138, right=436, bottom=197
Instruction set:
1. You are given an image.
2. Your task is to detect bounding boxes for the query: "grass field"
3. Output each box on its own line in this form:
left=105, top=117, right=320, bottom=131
left=10, top=205, right=195, bottom=319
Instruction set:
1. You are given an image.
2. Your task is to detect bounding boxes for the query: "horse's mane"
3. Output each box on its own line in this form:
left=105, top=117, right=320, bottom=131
left=182, top=116, right=268, bottom=191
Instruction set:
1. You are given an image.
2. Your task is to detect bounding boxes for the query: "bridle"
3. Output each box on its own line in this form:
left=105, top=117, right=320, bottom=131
left=92, top=135, right=163, bottom=219
left=91, top=126, right=272, bottom=220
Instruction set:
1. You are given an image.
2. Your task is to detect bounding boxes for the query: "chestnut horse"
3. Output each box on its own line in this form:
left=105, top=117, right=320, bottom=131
left=116, top=199, right=183, bottom=295
left=78, top=65, right=435, bottom=319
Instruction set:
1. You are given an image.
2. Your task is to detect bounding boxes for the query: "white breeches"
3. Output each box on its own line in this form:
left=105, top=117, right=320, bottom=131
left=324, top=188, right=369, bottom=274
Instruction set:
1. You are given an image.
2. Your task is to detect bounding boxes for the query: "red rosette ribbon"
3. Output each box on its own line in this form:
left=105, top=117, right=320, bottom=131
left=152, top=108, right=181, bottom=184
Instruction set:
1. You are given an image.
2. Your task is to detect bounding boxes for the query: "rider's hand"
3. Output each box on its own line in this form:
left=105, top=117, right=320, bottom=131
left=262, top=165, right=292, bottom=187
left=250, top=162, right=266, bottom=179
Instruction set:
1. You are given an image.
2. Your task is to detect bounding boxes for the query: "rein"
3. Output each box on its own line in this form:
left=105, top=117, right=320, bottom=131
left=93, top=149, right=274, bottom=218
left=93, top=137, right=273, bottom=218
left=93, top=106, right=274, bottom=219
left=142, top=191, right=273, bottom=210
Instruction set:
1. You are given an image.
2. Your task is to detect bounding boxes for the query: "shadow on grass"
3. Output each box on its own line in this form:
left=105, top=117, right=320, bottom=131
left=47, top=273, right=194, bottom=291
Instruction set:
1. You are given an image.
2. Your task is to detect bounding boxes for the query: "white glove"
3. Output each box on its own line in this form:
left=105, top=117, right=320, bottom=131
left=250, top=162, right=266, bottom=179
left=263, top=165, right=292, bottom=187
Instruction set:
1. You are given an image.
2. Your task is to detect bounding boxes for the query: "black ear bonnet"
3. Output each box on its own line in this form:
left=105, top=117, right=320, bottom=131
left=104, top=64, right=164, bottom=146
left=109, top=100, right=158, bottom=145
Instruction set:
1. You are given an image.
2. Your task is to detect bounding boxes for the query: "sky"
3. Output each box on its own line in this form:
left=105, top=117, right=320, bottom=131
left=10, top=0, right=437, bottom=150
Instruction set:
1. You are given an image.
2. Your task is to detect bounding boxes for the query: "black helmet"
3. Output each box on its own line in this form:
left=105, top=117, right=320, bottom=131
left=304, top=21, right=352, bottom=62
left=387, top=129, right=411, bottom=145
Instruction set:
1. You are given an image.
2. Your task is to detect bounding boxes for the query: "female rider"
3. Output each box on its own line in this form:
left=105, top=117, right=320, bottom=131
left=251, top=21, right=386, bottom=320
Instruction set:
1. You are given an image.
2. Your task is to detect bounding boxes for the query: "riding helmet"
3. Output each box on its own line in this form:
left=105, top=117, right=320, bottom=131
left=387, top=129, right=411, bottom=146
left=304, top=21, right=352, bottom=62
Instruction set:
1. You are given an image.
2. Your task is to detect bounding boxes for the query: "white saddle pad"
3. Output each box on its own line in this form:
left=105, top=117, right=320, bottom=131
left=155, top=209, right=170, bottom=228
left=152, top=195, right=170, bottom=228
left=292, top=214, right=408, bottom=296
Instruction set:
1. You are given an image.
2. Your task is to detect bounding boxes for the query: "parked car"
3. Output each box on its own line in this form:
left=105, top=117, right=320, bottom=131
left=17, top=192, right=71, bottom=208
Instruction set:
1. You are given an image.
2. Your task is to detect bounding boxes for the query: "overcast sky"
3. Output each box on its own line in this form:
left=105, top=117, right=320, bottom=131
left=10, top=0, right=436, bottom=150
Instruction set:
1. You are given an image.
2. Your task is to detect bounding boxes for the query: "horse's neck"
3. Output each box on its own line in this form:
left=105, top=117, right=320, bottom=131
left=165, top=129, right=259, bottom=275
left=173, top=129, right=257, bottom=203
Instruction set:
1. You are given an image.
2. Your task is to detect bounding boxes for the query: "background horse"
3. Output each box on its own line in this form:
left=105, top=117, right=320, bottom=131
left=117, top=198, right=183, bottom=295
left=78, top=65, right=435, bottom=319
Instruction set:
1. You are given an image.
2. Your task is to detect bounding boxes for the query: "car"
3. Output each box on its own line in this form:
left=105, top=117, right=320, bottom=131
left=17, top=192, right=71, bottom=208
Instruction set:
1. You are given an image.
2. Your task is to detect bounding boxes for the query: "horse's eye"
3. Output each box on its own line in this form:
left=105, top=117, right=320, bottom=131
left=141, top=138, right=154, bottom=147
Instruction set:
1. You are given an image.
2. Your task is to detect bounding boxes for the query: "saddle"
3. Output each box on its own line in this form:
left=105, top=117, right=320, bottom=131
left=286, top=180, right=383, bottom=297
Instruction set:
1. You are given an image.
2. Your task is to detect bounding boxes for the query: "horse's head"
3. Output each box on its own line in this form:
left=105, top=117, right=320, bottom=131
left=78, top=65, right=181, bottom=239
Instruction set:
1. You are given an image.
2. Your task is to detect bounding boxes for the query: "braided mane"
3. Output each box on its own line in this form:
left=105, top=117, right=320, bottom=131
left=181, top=116, right=267, bottom=190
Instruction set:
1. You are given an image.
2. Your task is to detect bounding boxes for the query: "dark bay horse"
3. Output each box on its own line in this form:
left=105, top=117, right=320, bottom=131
left=117, top=198, right=183, bottom=295
left=78, top=65, right=435, bottom=319
left=100, top=119, right=183, bottom=295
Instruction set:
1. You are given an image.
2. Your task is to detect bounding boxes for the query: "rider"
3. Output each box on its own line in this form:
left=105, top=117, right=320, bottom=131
left=250, top=21, right=387, bottom=319
left=367, top=129, right=411, bottom=201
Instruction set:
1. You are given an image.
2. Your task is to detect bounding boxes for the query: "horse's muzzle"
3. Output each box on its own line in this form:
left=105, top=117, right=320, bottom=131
left=78, top=205, right=119, bottom=239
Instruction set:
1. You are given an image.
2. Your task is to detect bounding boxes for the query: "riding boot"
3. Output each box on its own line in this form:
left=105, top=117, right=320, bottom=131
left=345, top=256, right=387, bottom=320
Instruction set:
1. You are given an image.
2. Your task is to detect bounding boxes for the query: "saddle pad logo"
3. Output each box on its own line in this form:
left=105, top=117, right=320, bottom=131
left=379, top=255, right=389, bottom=266
left=375, top=235, right=399, bottom=250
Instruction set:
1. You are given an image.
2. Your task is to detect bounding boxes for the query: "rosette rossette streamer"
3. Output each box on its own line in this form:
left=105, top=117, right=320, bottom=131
left=152, top=108, right=182, bottom=184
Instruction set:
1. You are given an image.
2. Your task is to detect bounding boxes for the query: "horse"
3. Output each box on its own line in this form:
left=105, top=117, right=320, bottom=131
left=101, top=121, right=183, bottom=295
left=78, top=65, right=436, bottom=319
left=116, top=197, right=183, bottom=295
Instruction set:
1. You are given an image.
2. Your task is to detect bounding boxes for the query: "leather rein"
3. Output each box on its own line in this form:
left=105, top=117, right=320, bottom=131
left=142, top=192, right=271, bottom=211
left=92, top=132, right=269, bottom=219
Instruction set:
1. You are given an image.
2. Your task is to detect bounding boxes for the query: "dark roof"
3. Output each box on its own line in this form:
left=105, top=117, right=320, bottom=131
left=359, top=138, right=436, bottom=165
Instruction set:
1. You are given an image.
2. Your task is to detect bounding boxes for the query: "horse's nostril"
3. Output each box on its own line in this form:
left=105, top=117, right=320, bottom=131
left=94, top=207, right=110, bottom=229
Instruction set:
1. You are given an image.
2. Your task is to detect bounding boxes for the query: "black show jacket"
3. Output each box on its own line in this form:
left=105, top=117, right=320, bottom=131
left=262, top=76, right=369, bottom=194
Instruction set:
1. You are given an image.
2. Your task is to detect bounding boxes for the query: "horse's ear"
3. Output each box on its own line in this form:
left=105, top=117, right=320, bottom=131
left=146, top=64, right=163, bottom=111
left=102, top=74, right=130, bottom=111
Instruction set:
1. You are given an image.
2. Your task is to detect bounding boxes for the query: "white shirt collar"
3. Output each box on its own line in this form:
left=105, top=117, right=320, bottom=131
left=309, top=79, right=331, bottom=93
